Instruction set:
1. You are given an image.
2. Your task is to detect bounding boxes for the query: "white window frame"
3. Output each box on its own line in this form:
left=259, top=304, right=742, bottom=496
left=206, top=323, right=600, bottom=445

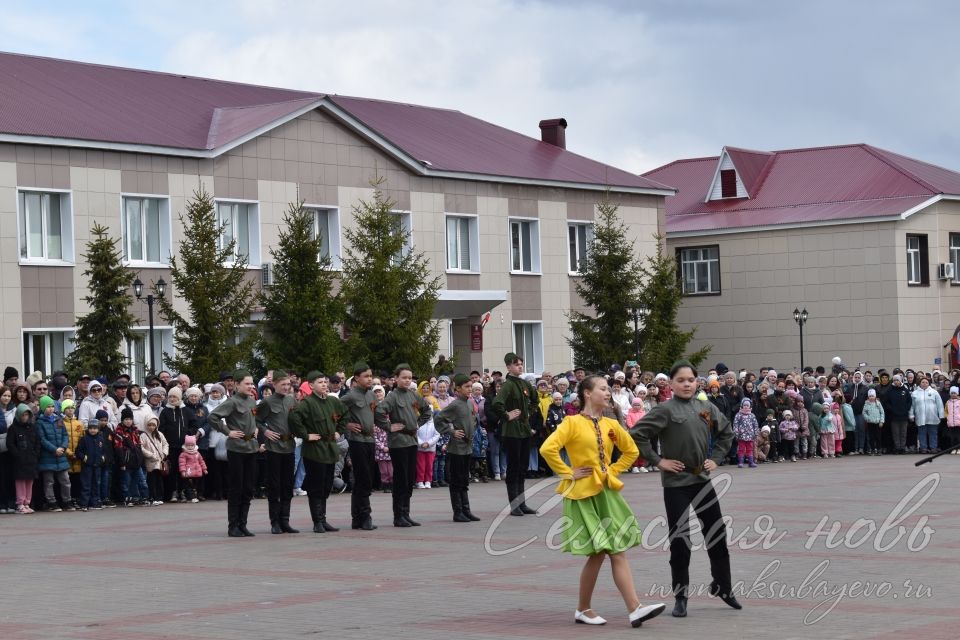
left=679, top=246, right=721, bottom=295
left=907, top=235, right=922, bottom=285
left=16, top=187, right=75, bottom=265
left=512, top=321, right=544, bottom=376
left=391, top=209, right=414, bottom=262
left=120, top=193, right=172, bottom=267
left=445, top=213, right=480, bottom=273
left=950, top=233, right=960, bottom=285
left=567, top=221, right=594, bottom=275
left=124, top=326, right=174, bottom=386
left=508, top=217, right=542, bottom=275
left=214, top=198, right=261, bottom=267
left=22, top=328, right=76, bottom=376
left=304, top=204, right=342, bottom=270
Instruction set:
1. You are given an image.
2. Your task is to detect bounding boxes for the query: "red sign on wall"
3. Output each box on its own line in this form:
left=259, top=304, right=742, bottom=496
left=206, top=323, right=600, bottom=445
left=471, top=324, right=483, bottom=351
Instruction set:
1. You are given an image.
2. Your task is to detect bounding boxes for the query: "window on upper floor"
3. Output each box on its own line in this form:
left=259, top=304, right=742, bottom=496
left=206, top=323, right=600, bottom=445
left=509, top=218, right=541, bottom=274
left=446, top=215, right=479, bottom=272
left=306, top=206, right=342, bottom=269
left=677, top=245, right=721, bottom=295
left=390, top=211, right=413, bottom=264
left=122, top=196, right=171, bottom=265
left=906, top=234, right=928, bottom=286
left=18, top=190, right=74, bottom=263
left=217, top=201, right=261, bottom=266
left=720, top=169, right=738, bottom=198
left=513, top=321, right=544, bottom=375
left=567, top=222, right=594, bottom=274
left=950, top=233, right=960, bottom=285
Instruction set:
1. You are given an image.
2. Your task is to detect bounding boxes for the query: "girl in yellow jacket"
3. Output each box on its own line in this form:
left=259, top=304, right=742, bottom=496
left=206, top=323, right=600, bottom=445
left=540, top=374, right=665, bottom=628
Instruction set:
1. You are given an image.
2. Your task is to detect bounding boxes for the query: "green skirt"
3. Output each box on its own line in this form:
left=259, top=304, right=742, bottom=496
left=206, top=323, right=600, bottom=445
left=560, top=486, right=641, bottom=556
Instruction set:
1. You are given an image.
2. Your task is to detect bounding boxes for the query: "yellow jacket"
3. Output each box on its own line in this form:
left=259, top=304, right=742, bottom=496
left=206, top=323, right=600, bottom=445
left=539, top=414, right=638, bottom=500
left=64, top=416, right=85, bottom=474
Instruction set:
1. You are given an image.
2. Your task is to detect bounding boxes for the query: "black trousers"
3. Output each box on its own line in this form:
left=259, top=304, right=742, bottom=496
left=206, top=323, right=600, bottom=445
left=448, top=453, right=471, bottom=494
left=163, top=448, right=182, bottom=500
left=664, top=482, right=732, bottom=598
left=389, top=445, right=417, bottom=516
left=302, top=458, right=334, bottom=499
left=348, top=440, right=375, bottom=522
left=502, top=436, right=530, bottom=488
left=146, top=469, right=163, bottom=502
left=226, top=450, right=257, bottom=527
left=265, top=451, right=294, bottom=522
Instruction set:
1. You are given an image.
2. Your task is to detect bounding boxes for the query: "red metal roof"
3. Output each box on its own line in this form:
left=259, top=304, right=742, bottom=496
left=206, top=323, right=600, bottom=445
left=724, top=147, right=773, bottom=195
left=0, top=52, right=670, bottom=192
left=643, top=143, right=960, bottom=233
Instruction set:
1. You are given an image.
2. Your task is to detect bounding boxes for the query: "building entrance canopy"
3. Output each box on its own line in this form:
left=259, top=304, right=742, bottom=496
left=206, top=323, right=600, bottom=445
left=432, top=290, right=507, bottom=319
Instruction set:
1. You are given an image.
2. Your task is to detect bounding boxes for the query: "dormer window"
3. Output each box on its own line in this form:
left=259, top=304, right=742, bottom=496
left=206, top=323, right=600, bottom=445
left=720, top=169, right=738, bottom=198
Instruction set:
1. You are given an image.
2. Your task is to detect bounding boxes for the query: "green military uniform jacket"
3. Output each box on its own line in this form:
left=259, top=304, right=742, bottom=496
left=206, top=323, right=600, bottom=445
left=208, top=391, right=259, bottom=454
left=629, top=395, right=733, bottom=488
left=492, top=374, right=538, bottom=439
left=256, top=392, right=296, bottom=454
left=289, top=393, right=348, bottom=464
left=434, top=396, right=477, bottom=456
left=341, top=386, right=377, bottom=444
left=374, top=387, right=432, bottom=449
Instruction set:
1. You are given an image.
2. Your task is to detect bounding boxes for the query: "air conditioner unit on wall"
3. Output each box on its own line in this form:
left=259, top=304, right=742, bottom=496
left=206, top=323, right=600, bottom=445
left=262, top=263, right=273, bottom=287
left=938, top=263, right=955, bottom=280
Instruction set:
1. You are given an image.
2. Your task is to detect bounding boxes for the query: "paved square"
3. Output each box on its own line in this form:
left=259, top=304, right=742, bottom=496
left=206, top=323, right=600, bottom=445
left=1, top=456, right=958, bottom=639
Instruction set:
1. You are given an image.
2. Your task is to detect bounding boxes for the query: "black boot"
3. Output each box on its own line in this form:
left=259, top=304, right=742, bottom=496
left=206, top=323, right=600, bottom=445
left=279, top=499, right=299, bottom=533
left=507, top=482, right=524, bottom=516
left=401, top=496, right=420, bottom=526
left=709, top=581, right=742, bottom=610
left=451, top=490, right=470, bottom=522
left=672, top=597, right=687, bottom=617
left=517, top=479, right=536, bottom=515
left=393, top=492, right=410, bottom=527
left=318, top=498, right=338, bottom=532
left=238, top=503, right=255, bottom=536
left=227, top=501, right=241, bottom=537
left=460, top=490, right=481, bottom=521
left=309, top=495, right=324, bottom=533
left=269, top=501, right=282, bottom=534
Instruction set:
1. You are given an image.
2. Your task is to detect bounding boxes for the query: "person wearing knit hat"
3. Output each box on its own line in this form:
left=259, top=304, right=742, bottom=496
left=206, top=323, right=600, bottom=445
left=255, top=368, right=299, bottom=534
left=3, top=366, right=18, bottom=386
left=341, top=362, right=380, bottom=531
left=492, top=352, right=539, bottom=517
left=158, top=383, right=195, bottom=504
left=733, top=397, right=759, bottom=468
left=208, top=370, right=259, bottom=537
left=116, top=405, right=150, bottom=506
left=630, top=359, right=740, bottom=617
left=37, top=393, right=73, bottom=511
left=862, top=387, right=886, bottom=456
left=60, top=397, right=84, bottom=481
left=434, top=372, right=482, bottom=522
left=945, top=387, right=960, bottom=453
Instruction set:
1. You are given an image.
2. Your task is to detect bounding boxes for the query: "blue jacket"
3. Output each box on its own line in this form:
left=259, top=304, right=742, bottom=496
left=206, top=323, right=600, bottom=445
left=37, top=413, right=70, bottom=472
left=74, top=432, right=107, bottom=468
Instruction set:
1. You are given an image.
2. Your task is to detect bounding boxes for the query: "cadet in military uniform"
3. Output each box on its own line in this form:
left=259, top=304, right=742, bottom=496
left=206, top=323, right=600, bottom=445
left=630, top=360, right=742, bottom=618
left=492, top=353, right=539, bottom=516
left=341, top=362, right=378, bottom=531
left=374, top=363, right=432, bottom=527
left=434, top=373, right=481, bottom=523
left=209, top=370, right=259, bottom=538
left=289, top=371, right=349, bottom=533
left=256, top=369, right=298, bottom=534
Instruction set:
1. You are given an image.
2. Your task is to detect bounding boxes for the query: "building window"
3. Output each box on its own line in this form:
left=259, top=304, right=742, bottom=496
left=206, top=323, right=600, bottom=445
left=122, top=196, right=171, bottom=265
left=306, top=206, right=342, bottom=268
left=23, top=330, right=74, bottom=376
left=446, top=215, right=478, bottom=272
left=510, top=218, right=541, bottom=273
left=906, top=234, right=928, bottom=286
left=125, top=328, right=173, bottom=386
left=720, top=169, right=738, bottom=198
left=513, top=322, right=544, bottom=375
left=18, top=190, right=74, bottom=263
left=950, top=233, right=960, bottom=284
left=568, top=222, right=594, bottom=274
left=391, top=211, right=413, bottom=264
left=678, top=245, right=721, bottom=295
left=217, top=201, right=261, bottom=266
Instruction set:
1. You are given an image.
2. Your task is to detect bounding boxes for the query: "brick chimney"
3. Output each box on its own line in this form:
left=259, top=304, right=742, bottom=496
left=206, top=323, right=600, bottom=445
left=539, top=118, right=567, bottom=149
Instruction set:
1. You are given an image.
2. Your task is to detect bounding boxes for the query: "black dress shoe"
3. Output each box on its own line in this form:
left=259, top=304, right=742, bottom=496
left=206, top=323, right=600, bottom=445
left=463, top=511, right=481, bottom=522
left=393, top=518, right=411, bottom=527
left=709, top=581, right=742, bottom=610
left=271, top=523, right=283, bottom=534
left=453, top=512, right=471, bottom=522
left=519, top=504, right=536, bottom=515
left=510, top=507, right=524, bottom=516
left=228, top=527, right=245, bottom=538
left=360, top=519, right=377, bottom=531
left=351, top=522, right=362, bottom=530
left=403, top=514, right=421, bottom=527
left=280, top=522, right=299, bottom=534
left=672, top=597, right=687, bottom=617
left=321, top=521, right=339, bottom=532
left=313, top=522, right=325, bottom=533
left=239, top=526, right=255, bottom=537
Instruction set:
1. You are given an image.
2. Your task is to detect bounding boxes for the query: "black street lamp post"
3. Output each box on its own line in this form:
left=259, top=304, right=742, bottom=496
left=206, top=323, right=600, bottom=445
left=793, top=307, right=809, bottom=371
left=133, top=277, right=166, bottom=376
left=630, top=304, right=650, bottom=362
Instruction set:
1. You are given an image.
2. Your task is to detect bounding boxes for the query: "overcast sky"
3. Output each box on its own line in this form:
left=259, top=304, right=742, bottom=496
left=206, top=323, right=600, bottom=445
left=2, top=0, right=959, bottom=174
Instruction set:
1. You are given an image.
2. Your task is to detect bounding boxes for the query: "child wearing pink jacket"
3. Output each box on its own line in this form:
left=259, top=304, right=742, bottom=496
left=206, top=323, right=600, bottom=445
left=178, top=435, right=208, bottom=503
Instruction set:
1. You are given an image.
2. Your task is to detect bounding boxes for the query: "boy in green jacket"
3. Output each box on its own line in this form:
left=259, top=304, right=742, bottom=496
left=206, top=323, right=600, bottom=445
left=289, top=371, right=349, bottom=533
left=492, top=353, right=539, bottom=516
left=435, top=373, right=481, bottom=523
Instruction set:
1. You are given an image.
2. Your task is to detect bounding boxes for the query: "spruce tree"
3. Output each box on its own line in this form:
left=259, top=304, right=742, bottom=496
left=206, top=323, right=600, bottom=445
left=158, top=187, right=256, bottom=382
left=64, top=223, right=137, bottom=380
left=339, top=179, right=441, bottom=376
left=258, top=201, right=344, bottom=374
left=567, top=198, right=645, bottom=371
left=635, top=233, right=711, bottom=371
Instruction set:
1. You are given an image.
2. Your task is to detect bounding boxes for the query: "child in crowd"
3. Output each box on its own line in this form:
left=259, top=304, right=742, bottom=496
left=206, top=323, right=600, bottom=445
left=8, top=404, right=39, bottom=513
left=625, top=397, right=647, bottom=473
left=37, top=395, right=73, bottom=511
left=763, top=410, right=780, bottom=463
left=74, top=418, right=106, bottom=510
left=778, top=409, right=799, bottom=462
left=946, top=386, right=960, bottom=453
left=820, top=403, right=837, bottom=458
left=862, top=388, right=886, bottom=455
left=115, top=407, right=149, bottom=506
left=96, top=410, right=117, bottom=507
left=733, top=398, right=759, bottom=468
left=433, top=431, right=450, bottom=488
left=140, top=416, right=168, bottom=505
left=755, top=425, right=770, bottom=463
left=471, top=421, right=489, bottom=483
left=416, top=413, right=441, bottom=489
left=808, top=402, right=823, bottom=459
left=374, top=423, right=392, bottom=493
left=178, top=435, right=207, bottom=503
left=62, top=399, right=84, bottom=504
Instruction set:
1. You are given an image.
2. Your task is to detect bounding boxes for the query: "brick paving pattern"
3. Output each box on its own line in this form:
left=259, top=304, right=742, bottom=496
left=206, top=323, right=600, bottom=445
left=1, top=456, right=958, bottom=639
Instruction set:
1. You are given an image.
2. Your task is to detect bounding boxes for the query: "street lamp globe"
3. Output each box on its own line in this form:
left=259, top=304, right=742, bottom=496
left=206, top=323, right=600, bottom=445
left=132, top=278, right=144, bottom=299
left=156, top=277, right=167, bottom=299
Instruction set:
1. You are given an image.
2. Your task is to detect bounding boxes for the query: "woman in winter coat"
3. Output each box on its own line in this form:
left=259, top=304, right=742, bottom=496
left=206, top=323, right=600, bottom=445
left=78, top=381, right=116, bottom=427
left=910, top=377, right=944, bottom=454
left=0, top=386, right=17, bottom=512
left=158, top=386, right=198, bottom=502
left=122, top=384, right=153, bottom=432
left=7, top=404, right=40, bottom=513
